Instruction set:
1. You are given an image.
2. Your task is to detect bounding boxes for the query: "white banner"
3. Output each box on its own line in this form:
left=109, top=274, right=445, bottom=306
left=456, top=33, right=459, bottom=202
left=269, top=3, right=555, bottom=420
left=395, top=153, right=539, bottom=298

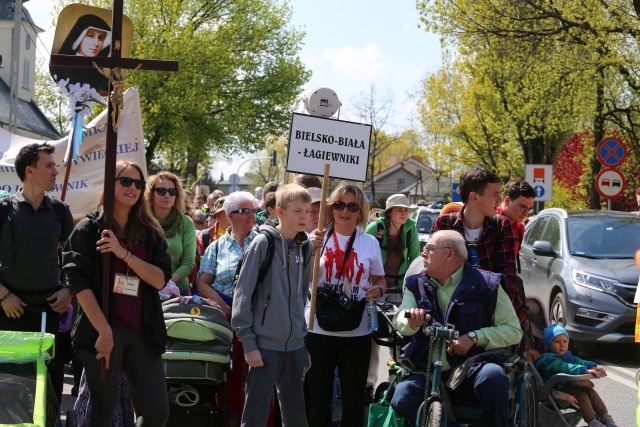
left=286, top=113, right=372, bottom=182
left=0, top=88, right=147, bottom=217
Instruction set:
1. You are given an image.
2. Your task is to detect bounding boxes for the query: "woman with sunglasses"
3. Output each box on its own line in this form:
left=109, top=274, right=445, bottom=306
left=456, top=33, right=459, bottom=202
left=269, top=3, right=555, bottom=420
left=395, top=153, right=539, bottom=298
left=305, top=183, right=386, bottom=427
left=196, top=191, right=259, bottom=318
left=62, top=161, right=172, bottom=427
left=145, top=172, right=196, bottom=297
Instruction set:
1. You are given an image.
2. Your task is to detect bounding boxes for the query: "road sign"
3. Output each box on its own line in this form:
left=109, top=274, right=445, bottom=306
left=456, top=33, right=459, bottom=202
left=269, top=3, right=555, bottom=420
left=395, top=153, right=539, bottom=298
left=525, top=165, right=552, bottom=201
left=595, top=168, right=626, bottom=199
left=533, top=186, right=545, bottom=198
left=452, top=183, right=461, bottom=202
left=597, top=137, right=626, bottom=168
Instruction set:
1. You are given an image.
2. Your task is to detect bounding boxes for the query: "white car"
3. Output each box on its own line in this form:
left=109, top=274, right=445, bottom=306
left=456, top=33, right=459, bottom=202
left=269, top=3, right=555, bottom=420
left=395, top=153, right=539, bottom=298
left=410, top=206, right=441, bottom=251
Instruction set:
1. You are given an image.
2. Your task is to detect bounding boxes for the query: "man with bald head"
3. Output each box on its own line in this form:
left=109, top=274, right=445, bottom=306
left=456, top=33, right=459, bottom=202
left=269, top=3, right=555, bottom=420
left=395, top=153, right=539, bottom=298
left=391, top=230, right=522, bottom=427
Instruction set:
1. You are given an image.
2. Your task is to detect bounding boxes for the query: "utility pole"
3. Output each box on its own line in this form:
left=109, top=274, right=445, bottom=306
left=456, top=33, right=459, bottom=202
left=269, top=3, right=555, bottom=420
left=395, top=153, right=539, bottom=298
left=9, top=0, right=26, bottom=134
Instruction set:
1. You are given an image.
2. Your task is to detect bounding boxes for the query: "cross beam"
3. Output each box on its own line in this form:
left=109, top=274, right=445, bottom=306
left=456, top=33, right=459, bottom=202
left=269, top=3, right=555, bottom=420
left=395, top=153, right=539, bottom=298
left=49, top=0, right=178, bottom=380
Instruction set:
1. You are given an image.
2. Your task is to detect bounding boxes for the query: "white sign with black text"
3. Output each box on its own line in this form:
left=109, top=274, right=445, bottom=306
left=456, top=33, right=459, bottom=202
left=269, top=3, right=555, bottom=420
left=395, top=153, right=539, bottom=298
left=286, top=113, right=372, bottom=182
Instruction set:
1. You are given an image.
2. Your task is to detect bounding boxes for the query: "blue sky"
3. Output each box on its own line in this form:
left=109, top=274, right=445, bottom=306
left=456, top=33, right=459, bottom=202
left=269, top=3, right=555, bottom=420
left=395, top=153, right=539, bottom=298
left=25, top=0, right=442, bottom=178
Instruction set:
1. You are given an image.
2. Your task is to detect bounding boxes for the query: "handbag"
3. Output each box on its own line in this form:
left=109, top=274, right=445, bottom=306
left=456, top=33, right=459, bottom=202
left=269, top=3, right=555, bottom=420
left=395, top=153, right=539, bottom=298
left=367, top=376, right=407, bottom=427
left=316, top=297, right=366, bottom=332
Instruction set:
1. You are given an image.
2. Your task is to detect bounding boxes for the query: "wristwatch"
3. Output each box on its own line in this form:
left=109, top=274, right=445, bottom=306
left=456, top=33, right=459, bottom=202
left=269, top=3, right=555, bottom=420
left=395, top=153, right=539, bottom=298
left=468, top=331, right=478, bottom=345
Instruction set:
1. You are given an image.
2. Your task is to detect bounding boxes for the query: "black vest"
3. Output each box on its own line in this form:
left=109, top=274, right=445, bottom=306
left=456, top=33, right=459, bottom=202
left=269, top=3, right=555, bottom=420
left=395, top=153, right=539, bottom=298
left=404, top=264, right=502, bottom=370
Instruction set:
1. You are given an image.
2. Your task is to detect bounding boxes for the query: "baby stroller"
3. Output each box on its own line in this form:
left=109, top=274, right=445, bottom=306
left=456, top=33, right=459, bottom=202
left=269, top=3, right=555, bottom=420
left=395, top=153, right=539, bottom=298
left=0, top=330, right=60, bottom=427
left=162, top=297, right=233, bottom=427
left=523, top=297, right=603, bottom=427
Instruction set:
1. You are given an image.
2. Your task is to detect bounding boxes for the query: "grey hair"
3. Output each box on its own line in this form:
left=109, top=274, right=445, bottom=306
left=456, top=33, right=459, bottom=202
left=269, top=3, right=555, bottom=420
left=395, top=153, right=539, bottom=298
left=431, top=230, right=468, bottom=263
left=223, top=191, right=259, bottom=215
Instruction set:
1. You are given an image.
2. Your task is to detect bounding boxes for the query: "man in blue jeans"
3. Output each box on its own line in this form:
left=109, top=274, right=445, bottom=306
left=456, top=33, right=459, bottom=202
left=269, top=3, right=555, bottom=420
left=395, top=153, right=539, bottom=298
left=391, top=230, right=522, bottom=426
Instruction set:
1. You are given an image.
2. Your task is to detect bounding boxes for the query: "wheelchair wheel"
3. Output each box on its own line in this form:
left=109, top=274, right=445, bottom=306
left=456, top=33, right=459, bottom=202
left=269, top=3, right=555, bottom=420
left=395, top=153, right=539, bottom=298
left=374, top=381, right=391, bottom=403
left=523, top=375, right=537, bottom=427
left=426, top=401, right=443, bottom=427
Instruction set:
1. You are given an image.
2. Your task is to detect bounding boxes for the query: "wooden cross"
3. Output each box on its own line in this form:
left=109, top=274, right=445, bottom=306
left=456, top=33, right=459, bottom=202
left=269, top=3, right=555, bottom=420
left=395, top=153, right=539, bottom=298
left=50, top=0, right=178, bottom=379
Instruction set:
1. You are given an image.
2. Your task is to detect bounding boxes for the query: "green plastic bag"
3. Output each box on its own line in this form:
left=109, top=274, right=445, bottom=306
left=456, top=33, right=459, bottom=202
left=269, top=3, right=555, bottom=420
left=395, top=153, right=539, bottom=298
left=367, top=375, right=407, bottom=427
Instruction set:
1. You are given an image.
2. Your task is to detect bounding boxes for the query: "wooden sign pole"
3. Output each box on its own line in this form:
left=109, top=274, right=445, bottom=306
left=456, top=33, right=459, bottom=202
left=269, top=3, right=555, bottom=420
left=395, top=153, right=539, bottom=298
left=308, top=164, right=330, bottom=330
left=50, top=0, right=178, bottom=379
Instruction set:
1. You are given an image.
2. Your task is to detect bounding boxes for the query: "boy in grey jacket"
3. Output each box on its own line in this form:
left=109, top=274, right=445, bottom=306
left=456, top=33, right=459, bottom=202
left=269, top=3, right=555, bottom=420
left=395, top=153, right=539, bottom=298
left=232, top=184, right=313, bottom=426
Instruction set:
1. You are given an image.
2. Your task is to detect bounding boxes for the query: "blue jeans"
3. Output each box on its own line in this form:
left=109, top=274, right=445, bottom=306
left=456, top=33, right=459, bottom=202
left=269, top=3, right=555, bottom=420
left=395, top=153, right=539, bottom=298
left=390, top=363, right=509, bottom=427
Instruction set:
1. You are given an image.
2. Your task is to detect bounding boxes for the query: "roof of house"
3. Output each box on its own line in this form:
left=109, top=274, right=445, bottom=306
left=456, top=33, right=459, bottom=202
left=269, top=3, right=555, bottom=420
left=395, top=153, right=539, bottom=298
left=0, top=78, right=61, bottom=140
left=0, top=0, right=43, bottom=31
left=372, top=156, right=434, bottom=183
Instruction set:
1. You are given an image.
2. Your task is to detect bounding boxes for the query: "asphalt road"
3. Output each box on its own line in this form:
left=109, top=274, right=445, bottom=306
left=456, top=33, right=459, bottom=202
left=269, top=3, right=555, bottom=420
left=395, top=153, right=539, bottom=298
left=57, top=342, right=638, bottom=426
left=371, top=340, right=639, bottom=427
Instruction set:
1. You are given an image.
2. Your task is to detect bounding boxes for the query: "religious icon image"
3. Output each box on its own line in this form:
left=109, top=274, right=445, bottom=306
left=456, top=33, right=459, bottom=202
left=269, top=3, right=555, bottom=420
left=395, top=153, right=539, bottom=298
left=49, top=4, right=134, bottom=93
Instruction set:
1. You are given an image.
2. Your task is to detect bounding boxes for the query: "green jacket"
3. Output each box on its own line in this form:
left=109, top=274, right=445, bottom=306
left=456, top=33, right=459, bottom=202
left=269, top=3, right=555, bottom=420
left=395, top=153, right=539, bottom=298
left=365, top=216, right=420, bottom=288
left=165, top=214, right=197, bottom=291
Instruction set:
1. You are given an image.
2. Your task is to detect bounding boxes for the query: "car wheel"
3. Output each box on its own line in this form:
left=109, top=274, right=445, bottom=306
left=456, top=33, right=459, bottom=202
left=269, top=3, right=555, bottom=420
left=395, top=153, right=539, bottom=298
left=550, top=293, right=566, bottom=326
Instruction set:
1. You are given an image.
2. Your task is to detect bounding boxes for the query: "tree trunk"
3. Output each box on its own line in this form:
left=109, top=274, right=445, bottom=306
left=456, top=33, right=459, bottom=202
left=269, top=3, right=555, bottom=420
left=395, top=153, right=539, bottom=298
left=145, top=135, right=159, bottom=170
left=589, top=77, right=605, bottom=209
left=184, top=148, right=198, bottom=184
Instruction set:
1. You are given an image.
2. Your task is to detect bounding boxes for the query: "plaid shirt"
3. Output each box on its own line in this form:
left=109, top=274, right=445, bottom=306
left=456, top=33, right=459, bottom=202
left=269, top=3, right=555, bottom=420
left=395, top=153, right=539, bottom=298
left=197, top=229, right=258, bottom=298
left=431, top=209, right=526, bottom=322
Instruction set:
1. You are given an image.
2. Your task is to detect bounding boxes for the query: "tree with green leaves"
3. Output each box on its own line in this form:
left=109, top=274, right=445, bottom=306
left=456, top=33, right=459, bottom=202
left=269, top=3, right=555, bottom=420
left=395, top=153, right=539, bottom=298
left=416, top=0, right=640, bottom=208
left=52, top=0, right=310, bottom=183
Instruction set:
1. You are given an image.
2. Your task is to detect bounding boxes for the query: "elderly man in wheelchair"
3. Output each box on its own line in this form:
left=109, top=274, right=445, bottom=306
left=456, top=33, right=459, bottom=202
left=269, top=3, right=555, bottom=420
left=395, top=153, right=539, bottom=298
left=390, top=230, right=523, bottom=426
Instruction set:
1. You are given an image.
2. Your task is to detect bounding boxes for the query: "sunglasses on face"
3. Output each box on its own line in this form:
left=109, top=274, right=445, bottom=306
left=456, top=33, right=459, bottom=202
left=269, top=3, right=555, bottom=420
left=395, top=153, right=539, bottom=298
left=333, top=201, right=360, bottom=213
left=230, top=208, right=257, bottom=217
left=116, top=176, right=145, bottom=190
left=154, top=187, right=178, bottom=196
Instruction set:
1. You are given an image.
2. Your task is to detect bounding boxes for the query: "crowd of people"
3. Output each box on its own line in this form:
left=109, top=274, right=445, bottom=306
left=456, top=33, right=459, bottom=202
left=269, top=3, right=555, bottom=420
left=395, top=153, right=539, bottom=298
left=0, top=142, right=618, bottom=427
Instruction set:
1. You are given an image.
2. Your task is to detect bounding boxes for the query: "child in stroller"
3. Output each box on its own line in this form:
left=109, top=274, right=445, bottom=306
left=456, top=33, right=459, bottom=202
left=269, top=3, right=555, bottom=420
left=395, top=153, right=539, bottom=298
left=534, top=324, right=617, bottom=427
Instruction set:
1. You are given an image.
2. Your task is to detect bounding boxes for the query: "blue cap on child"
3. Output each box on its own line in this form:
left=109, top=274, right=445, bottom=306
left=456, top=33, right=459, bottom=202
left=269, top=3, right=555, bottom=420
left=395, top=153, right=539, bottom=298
left=544, top=324, right=569, bottom=349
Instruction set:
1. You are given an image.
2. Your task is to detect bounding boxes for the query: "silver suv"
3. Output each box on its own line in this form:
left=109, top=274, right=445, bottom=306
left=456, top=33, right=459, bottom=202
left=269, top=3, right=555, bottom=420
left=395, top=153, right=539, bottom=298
left=520, top=208, right=640, bottom=344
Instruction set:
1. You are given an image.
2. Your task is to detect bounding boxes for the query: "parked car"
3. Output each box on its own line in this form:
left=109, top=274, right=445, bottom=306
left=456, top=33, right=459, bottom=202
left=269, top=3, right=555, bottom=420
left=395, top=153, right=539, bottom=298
left=520, top=208, right=640, bottom=344
left=411, top=206, right=441, bottom=251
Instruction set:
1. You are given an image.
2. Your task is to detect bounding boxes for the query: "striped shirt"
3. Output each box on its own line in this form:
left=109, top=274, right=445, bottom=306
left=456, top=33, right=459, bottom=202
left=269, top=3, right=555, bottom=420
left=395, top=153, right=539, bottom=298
left=198, top=229, right=258, bottom=298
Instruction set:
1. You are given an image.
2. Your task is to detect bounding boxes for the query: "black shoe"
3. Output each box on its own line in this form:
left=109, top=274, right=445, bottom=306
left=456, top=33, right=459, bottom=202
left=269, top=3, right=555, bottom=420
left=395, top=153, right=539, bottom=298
left=365, top=385, right=374, bottom=405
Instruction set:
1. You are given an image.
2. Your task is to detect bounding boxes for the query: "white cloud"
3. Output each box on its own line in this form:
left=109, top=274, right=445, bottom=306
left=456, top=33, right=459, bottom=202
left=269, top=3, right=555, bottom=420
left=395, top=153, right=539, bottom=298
left=402, top=22, right=412, bottom=33
left=322, top=43, right=388, bottom=82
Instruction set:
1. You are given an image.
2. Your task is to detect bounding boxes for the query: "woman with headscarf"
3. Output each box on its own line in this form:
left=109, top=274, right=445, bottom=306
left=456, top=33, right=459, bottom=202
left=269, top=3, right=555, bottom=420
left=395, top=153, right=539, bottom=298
left=50, top=14, right=112, bottom=91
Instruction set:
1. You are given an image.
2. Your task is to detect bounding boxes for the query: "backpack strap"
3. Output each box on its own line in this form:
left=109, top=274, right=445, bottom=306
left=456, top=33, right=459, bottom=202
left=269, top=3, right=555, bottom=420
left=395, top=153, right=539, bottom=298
left=0, top=196, right=11, bottom=236
left=256, top=230, right=275, bottom=283
left=375, top=219, right=385, bottom=249
left=50, top=198, right=69, bottom=242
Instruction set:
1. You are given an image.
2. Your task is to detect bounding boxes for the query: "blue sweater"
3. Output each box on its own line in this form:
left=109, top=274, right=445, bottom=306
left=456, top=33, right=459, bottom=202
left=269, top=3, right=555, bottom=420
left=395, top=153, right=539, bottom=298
left=535, top=351, right=597, bottom=389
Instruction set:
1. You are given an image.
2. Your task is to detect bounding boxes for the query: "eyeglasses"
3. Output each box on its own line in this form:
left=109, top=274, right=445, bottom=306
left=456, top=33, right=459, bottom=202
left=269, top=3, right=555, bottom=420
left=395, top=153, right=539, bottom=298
left=116, top=176, right=145, bottom=190
left=230, top=208, right=257, bottom=216
left=510, top=199, right=533, bottom=214
left=154, top=187, right=178, bottom=197
left=193, top=219, right=204, bottom=225
left=333, top=201, right=360, bottom=213
left=424, top=245, right=451, bottom=253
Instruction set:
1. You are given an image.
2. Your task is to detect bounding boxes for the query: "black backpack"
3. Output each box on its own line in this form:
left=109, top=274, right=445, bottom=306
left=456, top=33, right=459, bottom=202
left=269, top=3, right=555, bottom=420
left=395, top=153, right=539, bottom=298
left=232, top=230, right=311, bottom=300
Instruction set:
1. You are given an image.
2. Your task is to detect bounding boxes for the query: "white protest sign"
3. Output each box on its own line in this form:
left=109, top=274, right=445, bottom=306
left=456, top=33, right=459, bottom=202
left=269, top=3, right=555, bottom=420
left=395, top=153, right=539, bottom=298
left=286, top=113, right=372, bottom=182
left=0, top=88, right=147, bottom=217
